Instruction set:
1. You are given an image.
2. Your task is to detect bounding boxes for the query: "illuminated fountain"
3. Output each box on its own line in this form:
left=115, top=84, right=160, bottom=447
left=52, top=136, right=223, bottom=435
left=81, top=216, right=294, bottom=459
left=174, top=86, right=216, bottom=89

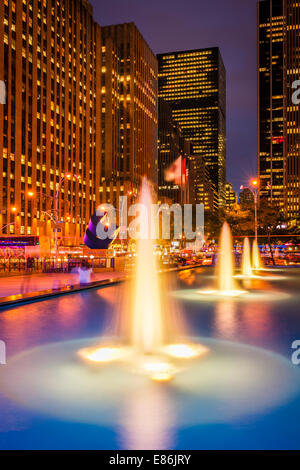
left=253, top=239, right=263, bottom=270
left=131, top=178, right=164, bottom=354
left=175, top=226, right=288, bottom=304
left=234, top=237, right=258, bottom=280
left=196, top=222, right=246, bottom=298
left=0, top=181, right=297, bottom=449
left=242, top=237, right=252, bottom=278
left=235, top=237, right=270, bottom=280
left=79, top=178, right=207, bottom=382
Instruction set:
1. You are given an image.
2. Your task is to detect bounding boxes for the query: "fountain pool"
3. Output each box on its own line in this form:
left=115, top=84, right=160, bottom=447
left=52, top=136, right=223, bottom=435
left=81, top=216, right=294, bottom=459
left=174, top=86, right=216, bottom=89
left=0, top=267, right=300, bottom=449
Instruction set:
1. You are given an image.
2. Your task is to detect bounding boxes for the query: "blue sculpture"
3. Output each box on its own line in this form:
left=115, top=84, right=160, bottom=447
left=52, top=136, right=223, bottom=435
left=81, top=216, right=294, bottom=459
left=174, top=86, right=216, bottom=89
left=84, top=211, right=117, bottom=250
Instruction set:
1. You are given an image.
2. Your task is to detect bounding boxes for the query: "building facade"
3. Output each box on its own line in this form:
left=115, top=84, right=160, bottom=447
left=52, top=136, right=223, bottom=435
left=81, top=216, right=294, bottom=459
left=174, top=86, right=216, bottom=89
left=101, top=23, right=158, bottom=205
left=157, top=48, right=226, bottom=205
left=0, top=2, right=159, bottom=248
left=158, top=99, right=191, bottom=204
left=239, top=187, right=255, bottom=209
left=225, top=182, right=237, bottom=211
left=189, top=155, right=219, bottom=212
left=0, top=0, right=101, bottom=246
left=258, top=0, right=300, bottom=224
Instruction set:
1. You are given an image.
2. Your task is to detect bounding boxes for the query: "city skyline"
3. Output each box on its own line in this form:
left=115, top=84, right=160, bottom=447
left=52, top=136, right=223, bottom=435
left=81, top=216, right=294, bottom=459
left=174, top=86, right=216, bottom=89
left=0, top=0, right=298, bottom=244
left=90, top=0, right=258, bottom=192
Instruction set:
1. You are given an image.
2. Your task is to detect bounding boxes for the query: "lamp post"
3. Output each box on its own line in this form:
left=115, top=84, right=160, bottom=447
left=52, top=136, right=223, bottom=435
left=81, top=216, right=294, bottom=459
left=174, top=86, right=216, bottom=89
left=53, top=173, right=71, bottom=266
left=251, top=179, right=259, bottom=242
left=28, top=172, right=80, bottom=268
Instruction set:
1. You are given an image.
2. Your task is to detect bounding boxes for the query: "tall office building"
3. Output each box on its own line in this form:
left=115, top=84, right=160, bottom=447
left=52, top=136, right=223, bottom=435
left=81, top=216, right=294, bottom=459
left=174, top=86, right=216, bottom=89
left=101, top=23, right=158, bottom=205
left=258, top=0, right=300, bottom=223
left=157, top=48, right=226, bottom=205
left=0, top=0, right=101, bottom=245
left=188, top=155, right=219, bottom=212
left=0, top=2, right=159, bottom=248
left=158, top=99, right=191, bottom=204
left=239, top=187, right=255, bottom=209
left=225, top=182, right=237, bottom=211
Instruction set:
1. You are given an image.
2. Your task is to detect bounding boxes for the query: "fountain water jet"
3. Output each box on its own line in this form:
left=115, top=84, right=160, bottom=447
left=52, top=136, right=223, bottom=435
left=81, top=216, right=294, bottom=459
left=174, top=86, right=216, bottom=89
left=253, top=239, right=263, bottom=270
left=197, top=222, right=246, bottom=297
left=242, top=237, right=252, bottom=278
left=218, top=222, right=238, bottom=292
left=79, top=178, right=207, bottom=381
left=131, top=178, right=164, bottom=354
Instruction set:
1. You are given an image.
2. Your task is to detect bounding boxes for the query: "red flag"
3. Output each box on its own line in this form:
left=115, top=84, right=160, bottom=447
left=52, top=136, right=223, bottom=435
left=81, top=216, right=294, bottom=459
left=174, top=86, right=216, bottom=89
left=182, top=158, right=186, bottom=187
left=165, top=156, right=182, bottom=185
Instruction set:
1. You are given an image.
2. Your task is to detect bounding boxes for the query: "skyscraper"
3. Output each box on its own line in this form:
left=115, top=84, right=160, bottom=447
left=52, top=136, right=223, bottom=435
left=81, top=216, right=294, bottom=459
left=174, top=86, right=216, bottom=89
left=285, top=0, right=300, bottom=221
left=0, top=0, right=101, bottom=245
left=158, top=98, right=191, bottom=204
left=258, top=0, right=300, bottom=223
left=101, top=23, right=158, bottom=205
left=225, top=182, right=237, bottom=211
left=157, top=48, right=226, bottom=205
left=0, top=2, right=158, bottom=248
left=239, top=187, right=255, bottom=209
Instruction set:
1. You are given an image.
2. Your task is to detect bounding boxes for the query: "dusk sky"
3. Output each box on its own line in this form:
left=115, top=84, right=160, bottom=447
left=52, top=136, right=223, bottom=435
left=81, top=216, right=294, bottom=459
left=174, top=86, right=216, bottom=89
left=90, top=0, right=258, bottom=192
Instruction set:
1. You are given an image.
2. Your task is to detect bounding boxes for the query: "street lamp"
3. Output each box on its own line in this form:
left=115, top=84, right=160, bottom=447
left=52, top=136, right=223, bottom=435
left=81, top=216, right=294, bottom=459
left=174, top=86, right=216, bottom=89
left=54, top=173, right=80, bottom=267
left=250, top=179, right=259, bottom=242
left=241, top=179, right=259, bottom=241
left=27, top=173, right=80, bottom=267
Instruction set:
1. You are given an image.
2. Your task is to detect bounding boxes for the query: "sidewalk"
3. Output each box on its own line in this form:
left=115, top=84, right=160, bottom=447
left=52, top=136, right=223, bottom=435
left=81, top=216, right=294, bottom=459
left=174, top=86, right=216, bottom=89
left=0, top=271, right=125, bottom=298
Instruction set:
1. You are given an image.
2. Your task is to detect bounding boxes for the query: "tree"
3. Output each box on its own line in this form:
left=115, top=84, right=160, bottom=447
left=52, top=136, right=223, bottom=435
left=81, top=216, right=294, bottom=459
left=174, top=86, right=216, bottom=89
left=225, top=203, right=254, bottom=236
left=258, top=199, right=286, bottom=265
left=204, top=208, right=226, bottom=241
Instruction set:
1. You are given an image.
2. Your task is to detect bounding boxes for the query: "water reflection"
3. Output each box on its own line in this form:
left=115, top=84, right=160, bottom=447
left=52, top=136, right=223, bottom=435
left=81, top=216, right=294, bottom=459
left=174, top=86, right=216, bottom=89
left=241, top=303, right=272, bottom=339
left=214, top=300, right=273, bottom=342
left=214, top=301, right=238, bottom=338
left=178, top=269, right=195, bottom=286
left=119, top=384, right=175, bottom=450
left=0, top=289, right=115, bottom=355
left=1, top=337, right=299, bottom=437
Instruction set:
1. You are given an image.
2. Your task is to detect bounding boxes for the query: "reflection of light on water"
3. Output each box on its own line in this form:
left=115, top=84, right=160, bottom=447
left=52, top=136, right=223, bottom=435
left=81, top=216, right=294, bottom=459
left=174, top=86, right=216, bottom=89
left=235, top=274, right=288, bottom=281
left=241, top=303, right=272, bottom=339
left=164, top=343, right=208, bottom=359
left=1, top=336, right=300, bottom=440
left=78, top=346, right=128, bottom=363
left=119, top=384, right=175, bottom=450
left=173, top=289, right=290, bottom=303
left=131, top=179, right=164, bottom=354
left=197, top=289, right=246, bottom=298
left=214, top=301, right=237, bottom=338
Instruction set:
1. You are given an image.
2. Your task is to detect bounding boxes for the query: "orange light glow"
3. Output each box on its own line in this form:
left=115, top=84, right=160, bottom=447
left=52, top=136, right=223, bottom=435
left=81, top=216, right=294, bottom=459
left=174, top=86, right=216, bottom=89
left=11, top=207, right=17, bottom=212
left=27, top=191, right=35, bottom=197
left=164, top=343, right=208, bottom=359
left=78, top=346, right=126, bottom=363
left=251, top=179, right=258, bottom=187
left=142, top=359, right=175, bottom=382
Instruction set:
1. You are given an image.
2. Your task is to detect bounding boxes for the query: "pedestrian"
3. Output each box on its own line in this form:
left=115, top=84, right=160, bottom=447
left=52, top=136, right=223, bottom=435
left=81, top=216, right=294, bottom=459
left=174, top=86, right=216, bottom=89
left=78, top=260, right=93, bottom=285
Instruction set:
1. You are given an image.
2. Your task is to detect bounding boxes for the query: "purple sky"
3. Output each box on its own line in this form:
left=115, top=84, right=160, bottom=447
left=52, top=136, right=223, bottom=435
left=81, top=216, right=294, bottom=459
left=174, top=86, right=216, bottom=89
left=90, top=0, right=258, bottom=192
